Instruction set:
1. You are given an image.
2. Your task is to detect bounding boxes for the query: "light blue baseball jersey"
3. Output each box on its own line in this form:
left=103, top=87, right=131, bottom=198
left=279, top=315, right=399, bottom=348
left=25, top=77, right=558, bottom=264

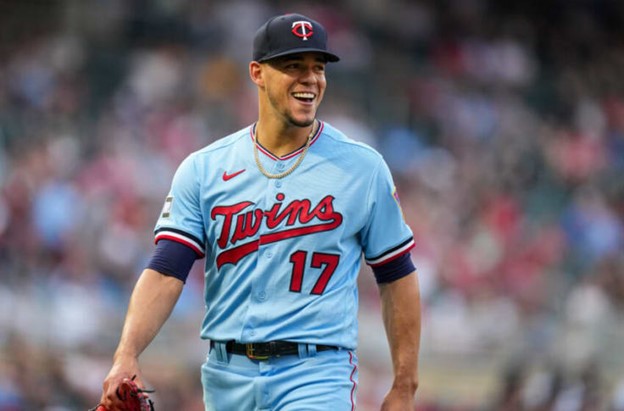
left=154, top=121, right=414, bottom=350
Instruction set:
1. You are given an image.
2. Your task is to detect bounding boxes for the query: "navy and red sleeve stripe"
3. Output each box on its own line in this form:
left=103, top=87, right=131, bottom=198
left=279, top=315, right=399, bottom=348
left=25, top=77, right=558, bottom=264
left=146, top=239, right=199, bottom=283
left=154, top=227, right=205, bottom=257
left=366, top=238, right=416, bottom=284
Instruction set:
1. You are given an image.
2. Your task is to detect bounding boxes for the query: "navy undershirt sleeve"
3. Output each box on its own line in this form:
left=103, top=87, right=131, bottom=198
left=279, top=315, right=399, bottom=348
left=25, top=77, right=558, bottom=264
left=372, top=252, right=416, bottom=284
left=146, top=239, right=199, bottom=283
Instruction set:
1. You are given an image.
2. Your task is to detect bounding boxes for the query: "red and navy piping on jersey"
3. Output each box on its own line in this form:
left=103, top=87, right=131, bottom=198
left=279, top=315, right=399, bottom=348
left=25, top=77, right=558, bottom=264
left=155, top=227, right=205, bottom=257
left=365, top=237, right=415, bottom=267
left=250, top=121, right=324, bottom=161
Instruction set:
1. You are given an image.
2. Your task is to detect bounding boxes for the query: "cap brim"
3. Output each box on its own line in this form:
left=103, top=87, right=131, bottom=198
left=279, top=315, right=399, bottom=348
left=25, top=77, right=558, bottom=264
left=257, top=48, right=340, bottom=63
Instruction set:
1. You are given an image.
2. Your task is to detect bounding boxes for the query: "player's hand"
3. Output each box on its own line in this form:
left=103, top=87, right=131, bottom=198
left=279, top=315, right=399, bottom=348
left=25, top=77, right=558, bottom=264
left=98, top=357, right=146, bottom=410
left=380, top=386, right=416, bottom=411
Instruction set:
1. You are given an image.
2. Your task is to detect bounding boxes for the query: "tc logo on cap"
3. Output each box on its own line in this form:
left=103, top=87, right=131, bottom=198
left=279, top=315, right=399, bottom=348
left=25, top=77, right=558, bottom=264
left=291, top=21, right=313, bottom=41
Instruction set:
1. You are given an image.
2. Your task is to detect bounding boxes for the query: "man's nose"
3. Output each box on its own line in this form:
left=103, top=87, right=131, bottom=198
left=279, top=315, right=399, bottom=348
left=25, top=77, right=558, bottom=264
left=298, top=68, right=317, bottom=84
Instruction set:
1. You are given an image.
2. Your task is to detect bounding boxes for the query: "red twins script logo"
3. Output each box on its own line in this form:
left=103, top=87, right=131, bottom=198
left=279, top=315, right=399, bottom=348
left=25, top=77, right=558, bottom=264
left=291, top=21, right=313, bottom=40
left=211, top=193, right=342, bottom=268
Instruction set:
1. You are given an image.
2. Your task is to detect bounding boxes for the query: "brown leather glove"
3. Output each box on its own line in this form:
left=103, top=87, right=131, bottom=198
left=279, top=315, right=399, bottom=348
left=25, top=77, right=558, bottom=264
left=90, top=375, right=154, bottom=411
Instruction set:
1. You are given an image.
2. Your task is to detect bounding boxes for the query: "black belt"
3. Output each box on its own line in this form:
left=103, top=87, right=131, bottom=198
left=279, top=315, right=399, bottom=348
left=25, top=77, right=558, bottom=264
left=211, top=340, right=338, bottom=360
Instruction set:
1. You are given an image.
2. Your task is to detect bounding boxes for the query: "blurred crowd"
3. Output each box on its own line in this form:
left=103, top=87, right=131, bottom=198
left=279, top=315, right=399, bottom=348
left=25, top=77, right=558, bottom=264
left=0, top=0, right=623, bottom=410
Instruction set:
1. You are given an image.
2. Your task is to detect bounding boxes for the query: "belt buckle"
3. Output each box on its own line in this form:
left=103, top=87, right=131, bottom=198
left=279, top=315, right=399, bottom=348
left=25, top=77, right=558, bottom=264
left=246, top=343, right=269, bottom=360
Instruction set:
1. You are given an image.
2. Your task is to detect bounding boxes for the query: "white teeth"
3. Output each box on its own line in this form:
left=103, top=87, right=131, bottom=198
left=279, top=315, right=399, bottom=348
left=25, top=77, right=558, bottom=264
left=293, top=92, right=315, bottom=99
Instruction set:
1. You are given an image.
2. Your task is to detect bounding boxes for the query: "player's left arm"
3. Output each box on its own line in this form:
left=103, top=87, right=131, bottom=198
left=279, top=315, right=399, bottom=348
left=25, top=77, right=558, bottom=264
left=379, top=270, right=421, bottom=411
left=360, top=156, right=421, bottom=408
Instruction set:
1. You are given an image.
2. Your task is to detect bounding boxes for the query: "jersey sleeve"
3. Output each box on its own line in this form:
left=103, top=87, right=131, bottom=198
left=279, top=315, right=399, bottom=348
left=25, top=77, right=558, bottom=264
left=154, top=153, right=206, bottom=257
left=361, top=158, right=415, bottom=267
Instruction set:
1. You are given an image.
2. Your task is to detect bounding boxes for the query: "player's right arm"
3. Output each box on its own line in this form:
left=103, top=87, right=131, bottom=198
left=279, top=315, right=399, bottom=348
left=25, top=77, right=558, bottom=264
left=99, top=268, right=184, bottom=409
left=99, top=150, right=203, bottom=410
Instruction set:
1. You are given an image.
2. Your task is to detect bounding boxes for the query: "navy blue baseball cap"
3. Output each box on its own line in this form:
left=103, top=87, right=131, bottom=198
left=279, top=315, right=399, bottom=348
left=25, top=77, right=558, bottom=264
left=253, top=13, right=340, bottom=63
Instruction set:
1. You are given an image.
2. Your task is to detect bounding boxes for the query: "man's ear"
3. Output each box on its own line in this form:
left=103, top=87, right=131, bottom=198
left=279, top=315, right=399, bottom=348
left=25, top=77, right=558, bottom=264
left=249, top=61, right=264, bottom=87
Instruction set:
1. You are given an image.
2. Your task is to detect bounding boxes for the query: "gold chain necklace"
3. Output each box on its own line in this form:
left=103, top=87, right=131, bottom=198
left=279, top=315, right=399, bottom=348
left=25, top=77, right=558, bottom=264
left=253, top=121, right=316, bottom=179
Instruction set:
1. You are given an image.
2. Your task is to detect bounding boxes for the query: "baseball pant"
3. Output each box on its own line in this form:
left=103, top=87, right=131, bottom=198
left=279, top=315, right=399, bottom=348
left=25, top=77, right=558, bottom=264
left=201, top=342, right=358, bottom=411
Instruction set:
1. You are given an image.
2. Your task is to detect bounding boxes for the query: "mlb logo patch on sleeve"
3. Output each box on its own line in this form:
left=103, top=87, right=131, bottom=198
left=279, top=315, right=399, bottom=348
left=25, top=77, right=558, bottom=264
left=392, top=187, right=406, bottom=221
left=161, top=196, right=174, bottom=218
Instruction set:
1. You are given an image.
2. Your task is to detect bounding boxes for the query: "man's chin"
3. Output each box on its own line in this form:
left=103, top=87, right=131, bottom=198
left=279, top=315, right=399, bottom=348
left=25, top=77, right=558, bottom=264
left=288, top=116, right=316, bottom=129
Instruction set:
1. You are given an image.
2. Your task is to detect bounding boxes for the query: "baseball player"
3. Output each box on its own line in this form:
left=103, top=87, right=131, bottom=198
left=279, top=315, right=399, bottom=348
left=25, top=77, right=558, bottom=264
left=98, top=13, right=421, bottom=411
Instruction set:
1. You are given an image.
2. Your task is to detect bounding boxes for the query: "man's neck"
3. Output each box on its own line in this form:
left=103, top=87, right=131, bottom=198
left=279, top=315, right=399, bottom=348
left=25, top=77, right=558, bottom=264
left=255, top=119, right=316, bottom=157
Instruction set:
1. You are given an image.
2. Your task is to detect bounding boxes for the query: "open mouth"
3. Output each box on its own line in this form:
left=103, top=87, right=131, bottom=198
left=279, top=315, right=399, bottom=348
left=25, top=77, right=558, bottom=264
left=292, top=92, right=315, bottom=103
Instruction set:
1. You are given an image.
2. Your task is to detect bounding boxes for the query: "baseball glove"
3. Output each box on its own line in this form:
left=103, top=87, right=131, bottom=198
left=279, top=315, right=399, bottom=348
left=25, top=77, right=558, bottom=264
left=90, top=375, right=154, bottom=411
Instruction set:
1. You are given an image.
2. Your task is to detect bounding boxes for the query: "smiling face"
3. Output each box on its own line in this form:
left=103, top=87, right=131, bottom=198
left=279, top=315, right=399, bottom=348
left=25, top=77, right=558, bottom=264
left=251, top=52, right=327, bottom=128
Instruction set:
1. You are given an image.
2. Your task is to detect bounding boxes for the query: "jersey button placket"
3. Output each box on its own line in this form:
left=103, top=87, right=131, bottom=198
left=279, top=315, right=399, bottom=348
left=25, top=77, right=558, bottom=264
left=273, top=162, right=285, bottom=187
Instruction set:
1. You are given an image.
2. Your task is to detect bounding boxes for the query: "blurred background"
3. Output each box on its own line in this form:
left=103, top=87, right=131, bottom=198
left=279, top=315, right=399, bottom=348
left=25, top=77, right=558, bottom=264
left=0, top=0, right=623, bottom=410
